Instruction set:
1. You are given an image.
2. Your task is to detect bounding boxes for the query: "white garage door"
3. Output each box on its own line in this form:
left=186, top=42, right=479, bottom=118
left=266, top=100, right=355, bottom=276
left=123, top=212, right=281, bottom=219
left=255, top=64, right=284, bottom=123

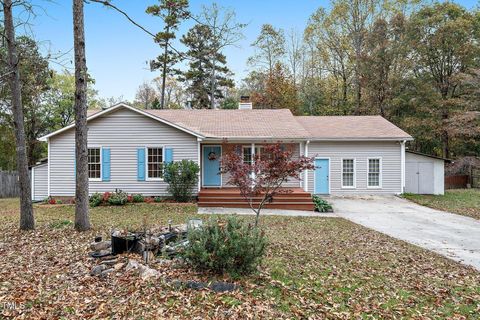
left=405, top=162, right=435, bottom=194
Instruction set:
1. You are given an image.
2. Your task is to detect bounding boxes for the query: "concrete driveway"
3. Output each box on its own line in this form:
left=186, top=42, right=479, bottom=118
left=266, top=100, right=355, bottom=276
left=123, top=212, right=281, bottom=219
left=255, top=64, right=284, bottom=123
left=328, top=195, right=480, bottom=271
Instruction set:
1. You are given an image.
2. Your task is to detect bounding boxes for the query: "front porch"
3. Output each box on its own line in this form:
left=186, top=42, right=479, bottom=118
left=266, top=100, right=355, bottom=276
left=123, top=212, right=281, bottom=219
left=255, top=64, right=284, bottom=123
left=197, top=187, right=314, bottom=211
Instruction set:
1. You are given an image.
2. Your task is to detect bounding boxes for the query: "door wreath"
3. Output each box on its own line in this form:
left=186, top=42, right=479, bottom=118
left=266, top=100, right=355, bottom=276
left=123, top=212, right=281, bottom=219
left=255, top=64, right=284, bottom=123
left=208, top=151, right=217, bottom=161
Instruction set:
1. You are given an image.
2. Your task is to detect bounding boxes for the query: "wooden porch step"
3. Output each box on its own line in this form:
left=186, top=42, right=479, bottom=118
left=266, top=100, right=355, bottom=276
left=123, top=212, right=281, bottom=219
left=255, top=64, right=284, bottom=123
left=198, top=202, right=314, bottom=211
left=197, top=188, right=314, bottom=211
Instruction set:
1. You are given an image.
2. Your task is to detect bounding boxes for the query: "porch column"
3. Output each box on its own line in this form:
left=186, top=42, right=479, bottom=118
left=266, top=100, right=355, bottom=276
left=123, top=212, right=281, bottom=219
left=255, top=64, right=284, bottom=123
left=304, top=140, right=310, bottom=192
left=251, top=142, right=256, bottom=180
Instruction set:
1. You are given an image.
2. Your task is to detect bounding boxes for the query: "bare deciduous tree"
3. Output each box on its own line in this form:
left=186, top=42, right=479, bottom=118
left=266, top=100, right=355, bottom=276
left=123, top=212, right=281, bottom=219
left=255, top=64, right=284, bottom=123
left=73, top=0, right=91, bottom=231
left=2, top=0, right=34, bottom=230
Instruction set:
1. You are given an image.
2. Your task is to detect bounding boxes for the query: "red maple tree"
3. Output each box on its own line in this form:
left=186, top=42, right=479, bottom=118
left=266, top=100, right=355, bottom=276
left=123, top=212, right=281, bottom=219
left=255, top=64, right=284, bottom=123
left=221, top=144, right=314, bottom=226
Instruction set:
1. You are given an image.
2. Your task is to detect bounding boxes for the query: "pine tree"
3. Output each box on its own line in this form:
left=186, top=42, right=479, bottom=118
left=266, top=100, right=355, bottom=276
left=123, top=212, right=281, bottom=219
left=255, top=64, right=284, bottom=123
left=180, top=24, right=234, bottom=109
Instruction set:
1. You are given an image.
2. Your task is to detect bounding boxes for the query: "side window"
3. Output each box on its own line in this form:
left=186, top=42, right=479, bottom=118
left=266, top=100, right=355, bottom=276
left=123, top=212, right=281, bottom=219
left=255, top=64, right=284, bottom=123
left=368, top=158, right=381, bottom=187
left=88, top=147, right=101, bottom=180
left=147, top=147, right=163, bottom=179
left=342, top=159, right=355, bottom=188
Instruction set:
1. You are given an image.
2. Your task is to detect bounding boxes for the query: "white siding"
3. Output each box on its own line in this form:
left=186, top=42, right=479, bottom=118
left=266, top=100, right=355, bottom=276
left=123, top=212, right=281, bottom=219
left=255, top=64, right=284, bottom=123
left=32, top=164, right=48, bottom=201
left=307, top=141, right=402, bottom=194
left=49, top=107, right=199, bottom=196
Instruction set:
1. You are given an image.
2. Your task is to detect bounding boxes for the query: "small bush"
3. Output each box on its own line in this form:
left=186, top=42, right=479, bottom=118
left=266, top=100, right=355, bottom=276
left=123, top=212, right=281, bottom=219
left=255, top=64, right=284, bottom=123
left=102, top=192, right=111, bottom=202
left=164, top=160, right=200, bottom=202
left=132, top=194, right=144, bottom=203
left=90, top=193, right=103, bottom=207
left=144, top=197, right=154, bottom=203
left=181, top=216, right=267, bottom=276
left=45, top=196, right=56, bottom=205
left=312, top=195, right=333, bottom=212
left=154, top=196, right=162, bottom=203
left=108, top=190, right=128, bottom=206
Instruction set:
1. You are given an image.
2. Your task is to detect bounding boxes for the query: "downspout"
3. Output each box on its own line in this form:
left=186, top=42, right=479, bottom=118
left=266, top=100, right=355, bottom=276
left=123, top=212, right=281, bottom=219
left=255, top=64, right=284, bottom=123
left=47, top=138, right=51, bottom=197
left=400, top=140, right=406, bottom=194
left=197, top=138, right=202, bottom=192
left=304, top=140, right=310, bottom=192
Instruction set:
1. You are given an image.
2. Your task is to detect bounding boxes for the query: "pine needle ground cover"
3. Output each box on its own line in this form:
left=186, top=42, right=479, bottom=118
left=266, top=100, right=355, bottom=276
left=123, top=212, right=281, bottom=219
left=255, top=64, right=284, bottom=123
left=0, top=198, right=479, bottom=319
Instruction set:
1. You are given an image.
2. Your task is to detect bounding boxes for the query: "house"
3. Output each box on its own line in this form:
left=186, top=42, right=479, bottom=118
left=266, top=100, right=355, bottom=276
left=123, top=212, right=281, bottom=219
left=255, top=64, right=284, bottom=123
left=31, top=103, right=413, bottom=209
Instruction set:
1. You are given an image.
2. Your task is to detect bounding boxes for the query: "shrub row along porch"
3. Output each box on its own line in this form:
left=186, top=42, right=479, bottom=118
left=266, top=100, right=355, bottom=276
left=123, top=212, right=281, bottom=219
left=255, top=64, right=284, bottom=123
left=198, top=188, right=314, bottom=211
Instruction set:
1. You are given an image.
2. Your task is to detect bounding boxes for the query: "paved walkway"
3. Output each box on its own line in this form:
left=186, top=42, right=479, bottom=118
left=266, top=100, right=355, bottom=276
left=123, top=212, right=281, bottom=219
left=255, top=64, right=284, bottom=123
left=328, top=195, right=480, bottom=271
left=197, top=207, right=336, bottom=217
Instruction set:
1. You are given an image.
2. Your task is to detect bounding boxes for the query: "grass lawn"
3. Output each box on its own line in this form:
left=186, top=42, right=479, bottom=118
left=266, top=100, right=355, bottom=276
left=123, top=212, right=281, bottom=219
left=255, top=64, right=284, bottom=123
left=1, top=199, right=479, bottom=319
left=404, top=189, right=480, bottom=220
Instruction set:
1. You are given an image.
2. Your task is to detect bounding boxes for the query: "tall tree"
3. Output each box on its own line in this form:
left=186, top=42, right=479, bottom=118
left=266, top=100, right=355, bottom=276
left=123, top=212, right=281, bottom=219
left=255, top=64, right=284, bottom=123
left=251, top=63, right=301, bottom=115
left=2, top=0, right=34, bottom=230
left=181, top=24, right=234, bottom=109
left=197, top=2, right=245, bottom=109
left=147, top=0, right=189, bottom=109
left=134, top=81, right=158, bottom=109
left=73, top=0, right=91, bottom=231
left=248, top=24, right=285, bottom=74
left=407, top=2, right=480, bottom=158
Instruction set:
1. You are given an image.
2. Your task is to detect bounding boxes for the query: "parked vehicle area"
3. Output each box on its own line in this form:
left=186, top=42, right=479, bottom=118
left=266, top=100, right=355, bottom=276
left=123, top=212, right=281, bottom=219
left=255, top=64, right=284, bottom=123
left=403, top=189, right=480, bottom=220
left=0, top=198, right=479, bottom=319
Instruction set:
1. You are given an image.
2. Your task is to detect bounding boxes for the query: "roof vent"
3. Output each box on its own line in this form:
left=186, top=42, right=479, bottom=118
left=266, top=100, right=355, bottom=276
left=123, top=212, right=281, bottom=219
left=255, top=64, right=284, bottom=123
left=239, top=96, right=252, bottom=110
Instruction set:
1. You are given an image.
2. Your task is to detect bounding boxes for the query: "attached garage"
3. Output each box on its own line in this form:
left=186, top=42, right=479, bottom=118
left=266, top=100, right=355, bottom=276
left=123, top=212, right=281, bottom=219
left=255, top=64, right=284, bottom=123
left=405, top=151, right=448, bottom=195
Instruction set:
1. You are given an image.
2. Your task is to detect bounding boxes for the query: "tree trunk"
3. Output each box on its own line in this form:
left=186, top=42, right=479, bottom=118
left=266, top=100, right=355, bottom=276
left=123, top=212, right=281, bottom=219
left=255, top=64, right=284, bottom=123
left=160, top=26, right=170, bottom=110
left=3, top=0, right=35, bottom=230
left=73, top=0, right=91, bottom=231
left=210, top=54, right=216, bottom=109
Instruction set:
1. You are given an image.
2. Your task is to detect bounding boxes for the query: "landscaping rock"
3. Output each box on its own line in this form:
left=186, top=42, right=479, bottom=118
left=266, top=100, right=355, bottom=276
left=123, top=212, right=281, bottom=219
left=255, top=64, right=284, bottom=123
left=90, top=241, right=111, bottom=251
left=185, top=280, right=207, bottom=290
left=125, top=259, right=140, bottom=272
left=209, top=282, right=238, bottom=293
left=113, top=262, right=125, bottom=271
left=156, top=258, right=173, bottom=266
left=138, top=265, right=160, bottom=280
left=90, top=264, right=107, bottom=276
left=101, top=258, right=118, bottom=266
left=100, top=268, right=115, bottom=277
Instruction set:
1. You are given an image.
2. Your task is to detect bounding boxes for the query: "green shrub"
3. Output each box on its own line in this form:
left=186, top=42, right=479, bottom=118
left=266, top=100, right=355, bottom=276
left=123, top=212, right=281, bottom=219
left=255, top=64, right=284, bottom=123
left=89, top=192, right=103, bottom=207
left=164, top=160, right=200, bottom=202
left=108, top=190, right=128, bottom=206
left=132, top=194, right=144, bottom=203
left=312, top=195, right=333, bottom=212
left=181, top=216, right=267, bottom=276
left=154, top=196, right=162, bottom=203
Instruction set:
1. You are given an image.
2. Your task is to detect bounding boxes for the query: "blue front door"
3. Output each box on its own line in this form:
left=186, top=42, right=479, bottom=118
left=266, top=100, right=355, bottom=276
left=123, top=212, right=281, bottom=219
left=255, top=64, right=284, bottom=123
left=314, top=159, right=329, bottom=194
left=203, top=146, right=222, bottom=187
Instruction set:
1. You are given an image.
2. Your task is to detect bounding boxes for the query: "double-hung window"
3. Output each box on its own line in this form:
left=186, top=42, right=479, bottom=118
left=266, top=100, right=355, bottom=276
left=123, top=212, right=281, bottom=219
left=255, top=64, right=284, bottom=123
left=147, top=147, right=163, bottom=179
left=342, top=158, right=355, bottom=188
left=368, top=158, right=381, bottom=188
left=242, top=146, right=264, bottom=164
left=88, top=147, right=101, bottom=180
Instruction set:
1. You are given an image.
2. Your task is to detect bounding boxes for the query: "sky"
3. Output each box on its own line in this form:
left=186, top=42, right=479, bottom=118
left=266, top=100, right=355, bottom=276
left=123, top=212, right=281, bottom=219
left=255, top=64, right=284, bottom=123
left=24, top=0, right=478, bottom=102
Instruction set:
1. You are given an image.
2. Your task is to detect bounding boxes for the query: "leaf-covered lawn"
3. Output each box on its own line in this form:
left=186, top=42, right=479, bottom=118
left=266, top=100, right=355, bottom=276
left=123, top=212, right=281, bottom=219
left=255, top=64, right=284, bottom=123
left=404, top=189, right=480, bottom=220
left=0, top=198, right=479, bottom=319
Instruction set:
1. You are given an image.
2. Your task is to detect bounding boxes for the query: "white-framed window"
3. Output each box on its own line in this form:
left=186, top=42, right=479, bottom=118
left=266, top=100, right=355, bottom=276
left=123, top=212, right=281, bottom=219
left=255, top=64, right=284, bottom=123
left=341, top=158, right=355, bottom=188
left=88, top=147, right=101, bottom=181
left=367, top=158, right=382, bottom=188
left=242, top=146, right=264, bottom=164
left=147, top=147, right=163, bottom=180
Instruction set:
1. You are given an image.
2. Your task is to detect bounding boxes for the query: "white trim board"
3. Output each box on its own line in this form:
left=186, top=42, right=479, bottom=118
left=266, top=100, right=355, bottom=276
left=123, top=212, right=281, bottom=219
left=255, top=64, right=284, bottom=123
left=39, top=103, right=205, bottom=141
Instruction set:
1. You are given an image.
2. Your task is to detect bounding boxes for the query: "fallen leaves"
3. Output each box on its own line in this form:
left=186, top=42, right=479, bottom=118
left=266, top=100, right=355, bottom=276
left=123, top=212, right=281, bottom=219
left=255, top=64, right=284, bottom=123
left=0, top=199, right=479, bottom=319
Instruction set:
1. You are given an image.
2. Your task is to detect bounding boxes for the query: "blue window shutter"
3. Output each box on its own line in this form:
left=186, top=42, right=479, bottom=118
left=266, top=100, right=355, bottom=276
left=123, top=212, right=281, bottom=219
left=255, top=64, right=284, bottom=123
left=137, top=148, right=145, bottom=181
left=102, top=148, right=111, bottom=182
left=165, top=148, right=173, bottom=164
